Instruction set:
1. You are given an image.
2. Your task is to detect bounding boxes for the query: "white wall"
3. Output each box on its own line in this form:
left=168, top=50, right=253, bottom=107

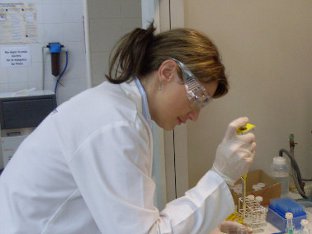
left=87, top=0, right=142, bottom=86
left=0, top=0, right=89, bottom=104
left=183, top=0, right=312, bottom=187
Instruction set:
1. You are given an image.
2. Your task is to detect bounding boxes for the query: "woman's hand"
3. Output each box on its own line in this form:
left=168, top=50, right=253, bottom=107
left=212, top=117, right=256, bottom=186
left=219, top=221, right=253, bottom=234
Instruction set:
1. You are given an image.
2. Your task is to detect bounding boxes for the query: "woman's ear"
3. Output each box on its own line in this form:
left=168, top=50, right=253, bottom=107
left=158, top=59, right=177, bottom=83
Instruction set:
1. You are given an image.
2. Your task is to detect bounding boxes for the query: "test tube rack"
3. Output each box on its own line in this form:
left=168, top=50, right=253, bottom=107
left=238, top=196, right=267, bottom=232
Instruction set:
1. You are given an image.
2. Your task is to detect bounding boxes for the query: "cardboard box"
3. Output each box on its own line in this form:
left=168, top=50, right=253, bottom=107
left=231, top=169, right=281, bottom=207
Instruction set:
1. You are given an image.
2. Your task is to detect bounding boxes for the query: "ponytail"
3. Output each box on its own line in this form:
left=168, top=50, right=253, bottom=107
left=106, top=23, right=229, bottom=98
left=106, top=23, right=156, bottom=83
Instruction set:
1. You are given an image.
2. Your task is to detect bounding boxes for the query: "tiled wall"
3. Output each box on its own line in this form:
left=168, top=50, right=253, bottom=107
left=0, top=0, right=142, bottom=101
left=0, top=0, right=88, bottom=104
left=87, top=0, right=142, bottom=86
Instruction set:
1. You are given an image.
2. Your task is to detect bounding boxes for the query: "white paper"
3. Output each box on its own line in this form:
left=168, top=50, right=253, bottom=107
left=1, top=46, right=31, bottom=67
left=0, top=3, right=38, bottom=43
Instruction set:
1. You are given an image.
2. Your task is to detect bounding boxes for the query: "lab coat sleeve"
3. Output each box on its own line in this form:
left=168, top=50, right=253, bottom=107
left=66, top=119, right=234, bottom=234
left=159, top=170, right=235, bottom=234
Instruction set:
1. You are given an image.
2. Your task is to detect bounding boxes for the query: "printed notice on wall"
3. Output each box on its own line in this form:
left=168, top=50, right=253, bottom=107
left=0, top=3, right=38, bottom=44
left=1, top=46, right=31, bottom=67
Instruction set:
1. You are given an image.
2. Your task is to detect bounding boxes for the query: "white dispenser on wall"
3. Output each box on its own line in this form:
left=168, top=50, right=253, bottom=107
left=271, top=156, right=289, bottom=197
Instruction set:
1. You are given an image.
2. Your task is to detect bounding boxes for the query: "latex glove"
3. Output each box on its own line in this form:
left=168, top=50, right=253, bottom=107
left=219, top=221, right=253, bottom=234
left=212, top=117, right=256, bottom=186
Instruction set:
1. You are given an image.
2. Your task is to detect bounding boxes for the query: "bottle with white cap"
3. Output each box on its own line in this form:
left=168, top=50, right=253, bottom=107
left=285, top=212, right=294, bottom=234
left=300, top=219, right=310, bottom=234
left=271, top=156, right=289, bottom=197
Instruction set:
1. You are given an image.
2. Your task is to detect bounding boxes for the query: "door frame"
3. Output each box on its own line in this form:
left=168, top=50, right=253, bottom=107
left=158, top=0, right=189, bottom=201
left=141, top=0, right=188, bottom=204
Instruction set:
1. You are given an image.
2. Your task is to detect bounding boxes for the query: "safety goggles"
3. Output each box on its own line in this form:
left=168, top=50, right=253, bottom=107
left=171, top=58, right=211, bottom=110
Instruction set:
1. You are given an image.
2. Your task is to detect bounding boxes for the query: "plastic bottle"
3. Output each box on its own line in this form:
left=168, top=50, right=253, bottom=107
left=285, top=212, right=294, bottom=234
left=271, top=156, right=289, bottom=197
left=300, top=219, right=310, bottom=234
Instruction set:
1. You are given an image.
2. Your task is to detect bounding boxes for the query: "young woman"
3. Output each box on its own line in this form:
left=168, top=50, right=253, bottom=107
left=0, top=24, right=256, bottom=234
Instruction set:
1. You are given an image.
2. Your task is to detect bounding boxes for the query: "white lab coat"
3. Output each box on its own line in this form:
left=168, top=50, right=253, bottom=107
left=0, top=79, right=234, bottom=234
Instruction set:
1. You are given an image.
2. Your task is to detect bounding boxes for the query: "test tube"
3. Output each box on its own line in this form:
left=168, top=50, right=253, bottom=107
left=285, top=212, right=294, bottom=234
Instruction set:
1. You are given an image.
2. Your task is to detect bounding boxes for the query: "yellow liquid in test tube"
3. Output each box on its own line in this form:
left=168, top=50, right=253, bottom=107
left=242, top=174, right=247, bottom=222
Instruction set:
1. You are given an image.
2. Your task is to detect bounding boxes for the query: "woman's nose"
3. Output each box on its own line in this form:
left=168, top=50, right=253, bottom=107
left=187, top=109, right=200, bottom=121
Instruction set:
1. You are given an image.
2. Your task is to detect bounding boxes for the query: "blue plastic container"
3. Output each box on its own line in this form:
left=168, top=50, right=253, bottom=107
left=266, top=198, right=306, bottom=231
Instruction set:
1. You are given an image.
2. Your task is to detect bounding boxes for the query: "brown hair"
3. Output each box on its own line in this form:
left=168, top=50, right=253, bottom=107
left=106, top=23, right=229, bottom=98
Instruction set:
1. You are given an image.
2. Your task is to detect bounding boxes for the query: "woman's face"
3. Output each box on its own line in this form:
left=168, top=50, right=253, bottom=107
left=149, top=61, right=218, bottom=130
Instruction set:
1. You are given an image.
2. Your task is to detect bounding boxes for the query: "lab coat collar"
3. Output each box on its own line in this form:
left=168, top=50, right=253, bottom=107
left=120, top=77, right=153, bottom=129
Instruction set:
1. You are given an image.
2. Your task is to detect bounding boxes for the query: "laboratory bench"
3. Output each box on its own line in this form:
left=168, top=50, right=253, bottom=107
left=211, top=191, right=312, bottom=233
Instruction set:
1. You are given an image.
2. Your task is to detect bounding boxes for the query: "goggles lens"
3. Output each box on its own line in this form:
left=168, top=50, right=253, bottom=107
left=171, top=58, right=211, bottom=109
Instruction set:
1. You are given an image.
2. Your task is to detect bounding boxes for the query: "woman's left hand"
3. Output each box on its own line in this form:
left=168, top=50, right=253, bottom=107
left=218, top=221, right=252, bottom=234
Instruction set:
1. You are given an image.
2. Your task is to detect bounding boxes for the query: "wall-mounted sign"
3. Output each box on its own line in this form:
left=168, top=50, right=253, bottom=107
left=0, top=46, right=31, bottom=67
left=0, top=3, right=38, bottom=43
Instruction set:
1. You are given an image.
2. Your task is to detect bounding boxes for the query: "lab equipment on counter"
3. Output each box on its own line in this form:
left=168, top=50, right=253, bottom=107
left=231, top=169, right=281, bottom=207
left=228, top=172, right=267, bottom=232
left=266, top=198, right=307, bottom=231
left=239, top=195, right=267, bottom=232
left=271, top=156, right=289, bottom=197
left=0, top=90, right=56, bottom=169
left=237, top=177, right=267, bottom=233
left=300, top=219, right=310, bottom=234
left=0, top=90, right=56, bottom=129
left=237, top=122, right=256, bottom=213
left=242, top=174, right=247, bottom=222
left=285, top=212, right=294, bottom=234
left=237, top=122, right=256, bottom=220
left=278, top=134, right=310, bottom=200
